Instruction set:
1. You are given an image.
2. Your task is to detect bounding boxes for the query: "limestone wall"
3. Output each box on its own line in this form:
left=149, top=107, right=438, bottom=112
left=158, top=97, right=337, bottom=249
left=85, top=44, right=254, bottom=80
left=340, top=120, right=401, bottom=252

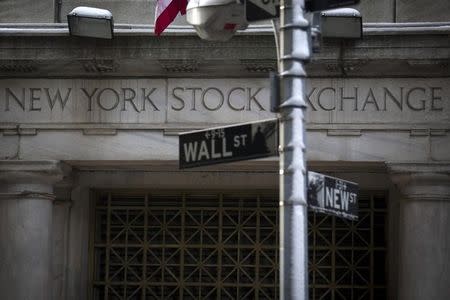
left=1, top=0, right=449, bottom=24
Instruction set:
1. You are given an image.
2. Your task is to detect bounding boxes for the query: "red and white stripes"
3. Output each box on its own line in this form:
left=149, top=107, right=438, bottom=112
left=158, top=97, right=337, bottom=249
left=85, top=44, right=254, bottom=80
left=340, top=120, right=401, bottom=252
left=154, top=0, right=188, bottom=35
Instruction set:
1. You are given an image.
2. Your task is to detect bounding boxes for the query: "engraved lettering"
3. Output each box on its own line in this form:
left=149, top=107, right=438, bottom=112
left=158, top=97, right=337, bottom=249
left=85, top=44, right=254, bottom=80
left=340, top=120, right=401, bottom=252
left=383, top=87, right=403, bottom=111
left=306, top=88, right=317, bottom=111
left=202, top=87, right=224, bottom=111
left=1, top=82, right=448, bottom=120
left=121, top=88, right=139, bottom=112
left=30, top=88, right=41, bottom=111
left=5, top=88, right=25, bottom=111
left=247, top=87, right=265, bottom=111
left=45, top=88, right=72, bottom=110
left=317, top=87, right=336, bottom=111
left=171, top=87, right=185, bottom=111
left=81, top=88, right=98, bottom=111
left=362, top=88, right=380, bottom=111
left=227, top=87, right=245, bottom=111
left=186, top=87, right=202, bottom=111
left=406, top=87, right=426, bottom=111
left=97, top=88, right=120, bottom=111
left=339, top=87, right=358, bottom=111
left=431, top=87, right=443, bottom=111
left=142, top=88, right=159, bottom=111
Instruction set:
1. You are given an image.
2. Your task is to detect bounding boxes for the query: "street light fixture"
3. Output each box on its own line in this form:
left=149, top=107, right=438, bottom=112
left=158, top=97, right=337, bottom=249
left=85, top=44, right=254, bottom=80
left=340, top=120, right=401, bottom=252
left=67, top=6, right=114, bottom=39
left=186, top=1, right=363, bottom=299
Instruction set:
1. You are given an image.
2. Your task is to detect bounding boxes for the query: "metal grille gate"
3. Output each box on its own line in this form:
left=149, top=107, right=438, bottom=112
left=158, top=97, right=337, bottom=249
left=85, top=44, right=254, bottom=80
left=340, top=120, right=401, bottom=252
left=91, top=191, right=386, bottom=300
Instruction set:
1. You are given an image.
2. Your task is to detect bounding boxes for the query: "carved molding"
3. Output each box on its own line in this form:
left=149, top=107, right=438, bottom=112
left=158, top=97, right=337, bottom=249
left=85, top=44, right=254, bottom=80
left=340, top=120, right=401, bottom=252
left=158, top=59, right=198, bottom=72
left=0, top=160, right=71, bottom=189
left=0, top=33, right=448, bottom=76
left=410, top=129, right=449, bottom=137
left=407, top=59, right=449, bottom=68
left=82, top=59, right=117, bottom=73
left=240, top=59, right=277, bottom=73
left=387, top=162, right=450, bottom=201
left=3, top=128, right=37, bottom=136
left=0, top=191, right=56, bottom=201
left=0, top=60, right=37, bottom=73
left=325, top=60, right=370, bottom=74
left=83, top=128, right=117, bottom=136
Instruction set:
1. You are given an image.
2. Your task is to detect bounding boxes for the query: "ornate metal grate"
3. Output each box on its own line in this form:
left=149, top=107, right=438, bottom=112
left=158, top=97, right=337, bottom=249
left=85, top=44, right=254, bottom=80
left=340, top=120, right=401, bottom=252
left=308, top=192, right=388, bottom=300
left=91, top=191, right=386, bottom=300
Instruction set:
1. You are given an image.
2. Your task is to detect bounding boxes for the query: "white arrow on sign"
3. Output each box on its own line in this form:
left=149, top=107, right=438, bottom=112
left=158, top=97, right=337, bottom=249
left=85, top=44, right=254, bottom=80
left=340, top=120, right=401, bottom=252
left=248, top=0, right=279, bottom=16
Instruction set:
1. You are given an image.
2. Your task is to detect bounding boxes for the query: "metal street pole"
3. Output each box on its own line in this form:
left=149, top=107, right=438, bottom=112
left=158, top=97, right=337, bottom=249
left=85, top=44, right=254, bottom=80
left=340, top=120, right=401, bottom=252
left=278, top=0, right=310, bottom=298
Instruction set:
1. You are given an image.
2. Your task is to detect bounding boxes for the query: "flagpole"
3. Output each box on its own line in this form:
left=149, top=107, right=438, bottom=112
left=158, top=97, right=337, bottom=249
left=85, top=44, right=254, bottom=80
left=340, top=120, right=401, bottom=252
left=278, top=0, right=310, bottom=298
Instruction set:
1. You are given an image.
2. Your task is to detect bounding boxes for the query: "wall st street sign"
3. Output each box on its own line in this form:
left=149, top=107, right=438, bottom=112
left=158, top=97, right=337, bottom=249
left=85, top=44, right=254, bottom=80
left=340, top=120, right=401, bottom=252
left=179, top=119, right=278, bottom=169
left=308, top=171, right=359, bottom=220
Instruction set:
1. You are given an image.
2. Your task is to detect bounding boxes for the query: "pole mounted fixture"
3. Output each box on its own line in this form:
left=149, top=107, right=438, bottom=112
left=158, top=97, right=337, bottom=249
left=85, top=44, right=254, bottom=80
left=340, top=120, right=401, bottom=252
left=278, top=0, right=310, bottom=298
left=185, top=1, right=364, bottom=299
left=320, top=8, right=362, bottom=38
left=67, top=6, right=114, bottom=39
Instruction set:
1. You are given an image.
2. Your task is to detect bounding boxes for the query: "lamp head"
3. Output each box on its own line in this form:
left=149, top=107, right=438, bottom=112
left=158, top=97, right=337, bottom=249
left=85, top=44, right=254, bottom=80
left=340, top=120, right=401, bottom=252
left=67, top=6, right=114, bottom=39
left=320, top=8, right=362, bottom=39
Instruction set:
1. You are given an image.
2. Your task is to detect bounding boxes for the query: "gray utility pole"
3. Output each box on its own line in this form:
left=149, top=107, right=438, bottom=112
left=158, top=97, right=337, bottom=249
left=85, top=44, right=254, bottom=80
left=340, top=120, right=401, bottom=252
left=278, top=0, right=310, bottom=299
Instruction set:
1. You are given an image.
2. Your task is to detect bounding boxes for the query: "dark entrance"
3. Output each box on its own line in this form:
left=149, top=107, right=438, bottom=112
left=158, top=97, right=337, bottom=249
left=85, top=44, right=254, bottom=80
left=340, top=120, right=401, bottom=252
left=91, top=190, right=387, bottom=299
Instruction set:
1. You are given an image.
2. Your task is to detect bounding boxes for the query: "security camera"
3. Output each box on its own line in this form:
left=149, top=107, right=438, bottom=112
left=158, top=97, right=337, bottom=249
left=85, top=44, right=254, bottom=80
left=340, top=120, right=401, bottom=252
left=187, top=0, right=248, bottom=41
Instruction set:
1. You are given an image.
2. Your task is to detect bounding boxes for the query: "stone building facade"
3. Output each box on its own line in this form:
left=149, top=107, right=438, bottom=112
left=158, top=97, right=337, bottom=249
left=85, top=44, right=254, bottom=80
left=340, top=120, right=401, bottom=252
left=0, top=1, right=449, bottom=299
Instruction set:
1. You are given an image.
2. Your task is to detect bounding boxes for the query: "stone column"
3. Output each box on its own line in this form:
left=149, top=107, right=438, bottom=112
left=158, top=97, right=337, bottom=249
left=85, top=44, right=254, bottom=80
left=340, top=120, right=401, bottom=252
left=389, top=163, right=450, bottom=300
left=0, top=161, right=69, bottom=300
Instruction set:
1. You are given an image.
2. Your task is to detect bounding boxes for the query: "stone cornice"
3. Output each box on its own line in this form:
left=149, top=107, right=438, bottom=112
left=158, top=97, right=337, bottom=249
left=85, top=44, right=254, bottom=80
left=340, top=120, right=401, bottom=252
left=0, top=191, right=56, bottom=201
left=0, top=160, right=70, bottom=185
left=1, top=22, right=450, bottom=36
left=0, top=23, right=448, bottom=77
left=387, top=162, right=450, bottom=201
left=0, top=28, right=448, bottom=77
left=388, top=162, right=450, bottom=174
left=363, top=22, right=450, bottom=35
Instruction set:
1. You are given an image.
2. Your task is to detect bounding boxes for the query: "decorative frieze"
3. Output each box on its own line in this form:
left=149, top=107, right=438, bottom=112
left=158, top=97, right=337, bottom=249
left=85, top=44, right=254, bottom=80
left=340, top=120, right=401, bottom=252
left=240, top=59, right=277, bottom=73
left=0, top=60, right=37, bottom=73
left=158, top=59, right=198, bottom=73
left=81, top=59, right=117, bottom=73
left=0, top=78, right=448, bottom=128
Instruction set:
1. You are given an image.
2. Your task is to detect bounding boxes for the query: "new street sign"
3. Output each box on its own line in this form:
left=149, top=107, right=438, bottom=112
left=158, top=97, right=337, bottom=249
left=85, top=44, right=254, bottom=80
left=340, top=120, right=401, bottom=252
left=246, top=0, right=360, bottom=22
left=179, top=119, right=278, bottom=169
left=307, top=171, right=359, bottom=220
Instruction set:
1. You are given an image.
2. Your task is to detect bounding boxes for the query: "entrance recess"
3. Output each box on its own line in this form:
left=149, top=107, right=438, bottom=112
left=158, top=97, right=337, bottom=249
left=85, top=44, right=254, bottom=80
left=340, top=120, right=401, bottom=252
left=90, top=191, right=387, bottom=299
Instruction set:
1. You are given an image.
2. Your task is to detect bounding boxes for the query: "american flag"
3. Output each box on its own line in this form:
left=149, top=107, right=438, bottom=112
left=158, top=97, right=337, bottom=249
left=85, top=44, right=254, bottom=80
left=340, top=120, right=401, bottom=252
left=154, top=0, right=188, bottom=35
